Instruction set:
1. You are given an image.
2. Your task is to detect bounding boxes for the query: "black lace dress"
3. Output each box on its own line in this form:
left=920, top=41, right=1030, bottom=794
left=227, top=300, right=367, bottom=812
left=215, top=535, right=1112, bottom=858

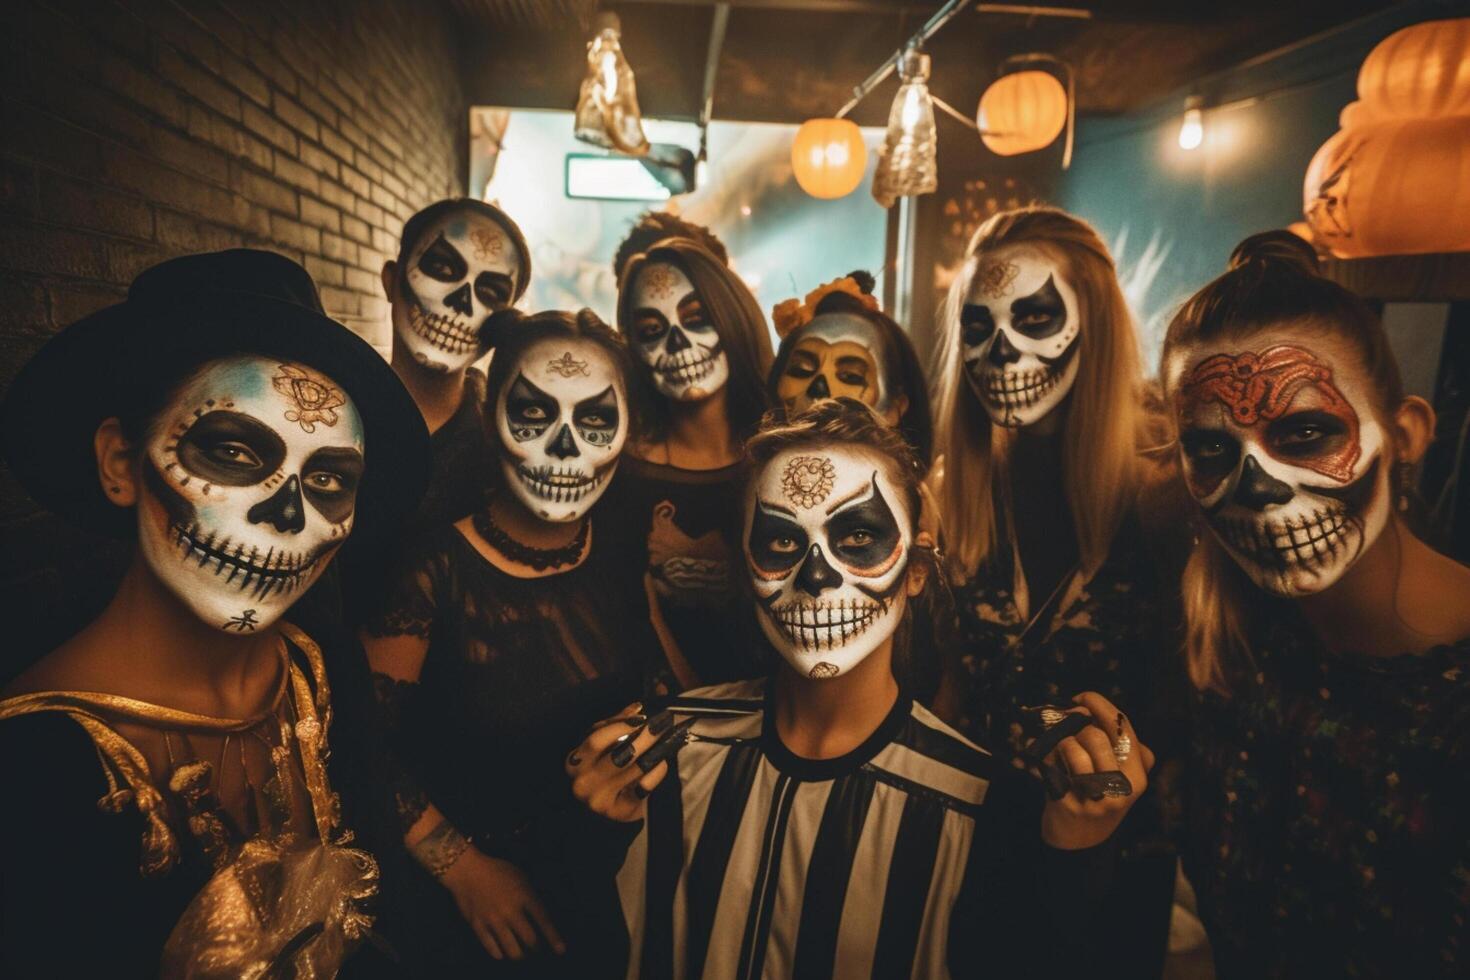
left=363, top=523, right=657, bottom=976
left=1182, top=617, right=1470, bottom=979
left=951, top=513, right=1185, bottom=979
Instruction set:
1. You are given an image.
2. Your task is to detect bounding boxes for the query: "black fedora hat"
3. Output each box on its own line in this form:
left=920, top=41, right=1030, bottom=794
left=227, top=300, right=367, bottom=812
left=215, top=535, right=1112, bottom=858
left=2, top=248, right=430, bottom=546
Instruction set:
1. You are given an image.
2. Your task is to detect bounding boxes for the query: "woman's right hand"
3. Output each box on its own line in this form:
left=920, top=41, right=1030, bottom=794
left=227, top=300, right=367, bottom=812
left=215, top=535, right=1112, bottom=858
left=440, top=847, right=565, bottom=961
left=567, top=702, right=675, bottom=822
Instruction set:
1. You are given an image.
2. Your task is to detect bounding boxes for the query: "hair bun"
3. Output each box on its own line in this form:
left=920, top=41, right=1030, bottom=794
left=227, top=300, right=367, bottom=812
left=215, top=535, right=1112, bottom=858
left=844, top=269, right=877, bottom=295
left=1228, top=230, right=1320, bottom=277
left=482, top=307, right=525, bottom=351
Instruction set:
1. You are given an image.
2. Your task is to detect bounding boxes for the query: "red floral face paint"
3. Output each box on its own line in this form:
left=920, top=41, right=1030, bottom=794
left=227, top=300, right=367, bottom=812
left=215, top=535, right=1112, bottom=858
left=1178, top=344, right=1361, bottom=485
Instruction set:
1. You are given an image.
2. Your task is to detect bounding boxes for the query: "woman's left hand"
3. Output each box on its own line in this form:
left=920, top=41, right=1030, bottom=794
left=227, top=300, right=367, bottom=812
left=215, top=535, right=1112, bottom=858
left=1037, top=691, right=1155, bottom=850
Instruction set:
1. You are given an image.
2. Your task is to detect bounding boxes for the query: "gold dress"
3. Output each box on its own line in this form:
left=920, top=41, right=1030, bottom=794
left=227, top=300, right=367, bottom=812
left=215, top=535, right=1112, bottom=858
left=0, top=623, right=376, bottom=979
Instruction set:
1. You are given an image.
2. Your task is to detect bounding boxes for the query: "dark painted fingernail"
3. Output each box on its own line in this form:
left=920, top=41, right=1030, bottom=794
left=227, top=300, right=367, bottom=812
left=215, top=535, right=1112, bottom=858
left=566, top=751, right=582, bottom=767
left=637, top=717, right=696, bottom=773
left=624, top=713, right=648, bottom=728
left=632, top=784, right=648, bottom=799
left=648, top=709, right=675, bottom=736
left=611, top=739, right=637, bottom=768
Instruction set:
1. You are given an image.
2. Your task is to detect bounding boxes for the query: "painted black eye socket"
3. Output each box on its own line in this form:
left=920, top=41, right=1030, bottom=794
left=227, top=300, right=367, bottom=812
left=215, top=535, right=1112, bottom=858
left=1180, top=429, right=1241, bottom=474
left=1267, top=411, right=1349, bottom=458
left=176, top=411, right=287, bottom=486
left=1008, top=276, right=1069, bottom=339
left=678, top=300, right=714, bottom=333
left=961, top=305, right=996, bottom=347
left=302, top=447, right=364, bottom=524
left=474, top=271, right=514, bottom=309
left=835, top=358, right=870, bottom=388
left=633, top=314, right=668, bottom=345
left=575, top=387, right=621, bottom=447
left=506, top=374, right=558, bottom=441
left=823, top=477, right=901, bottom=569
left=748, top=507, right=809, bottom=574
left=417, top=233, right=467, bottom=283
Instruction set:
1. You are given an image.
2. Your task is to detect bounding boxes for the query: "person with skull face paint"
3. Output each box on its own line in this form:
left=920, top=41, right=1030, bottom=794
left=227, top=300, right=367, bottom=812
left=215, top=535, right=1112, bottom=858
left=1160, top=232, right=1470, bottom=979
left=567, top=400, right=1152, bottom=979
left=932, top=206, right=1186, bottom=977
left=609, top=231, right=774, bottom=689
left=380, top=197, right=531, bottom=528
left=360, top=309, right=657, bottom=976
left=768, top=271, right=945, bottom=704
left=0, top=250, right=430, bottom=977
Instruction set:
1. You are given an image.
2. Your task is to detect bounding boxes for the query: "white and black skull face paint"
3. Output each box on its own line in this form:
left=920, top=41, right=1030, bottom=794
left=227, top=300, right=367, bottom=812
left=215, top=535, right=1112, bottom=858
left=394, top=209, right=522, bottom=373
left=494, top=337, right=628, bottom=522
left=137, top=356, right=365, bottom=633
left=776, top=313, right=894, bottom=421
left=628, top=261, right=729, bottom=401
left=960, top=246, right=1081, bottom=427
left=744, top=446, right=913, bottom=679
left=1170, top=336, right=1390, bottom=597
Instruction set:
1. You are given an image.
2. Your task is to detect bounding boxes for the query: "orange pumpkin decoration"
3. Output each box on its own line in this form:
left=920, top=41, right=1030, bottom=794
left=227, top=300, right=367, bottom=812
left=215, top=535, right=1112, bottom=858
left=1357, top=18, right=1470, bottom=119
left=791, top=118, right=868, bottom=199
left=1303, top=115, right=1470, bottom=258
left=977, top=70, right=1068, bottom=156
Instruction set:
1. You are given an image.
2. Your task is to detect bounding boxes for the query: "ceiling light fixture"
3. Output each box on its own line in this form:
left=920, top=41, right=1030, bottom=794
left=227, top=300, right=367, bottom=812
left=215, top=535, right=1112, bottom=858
left=1179, top=96, right=1204, bottom=151
left=873, top=49, right=938, bottom=208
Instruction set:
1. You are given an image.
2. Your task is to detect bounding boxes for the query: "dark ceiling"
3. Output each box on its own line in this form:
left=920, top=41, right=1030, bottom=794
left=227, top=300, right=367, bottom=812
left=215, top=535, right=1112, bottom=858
left=452, top=0, right=1402, bottom=126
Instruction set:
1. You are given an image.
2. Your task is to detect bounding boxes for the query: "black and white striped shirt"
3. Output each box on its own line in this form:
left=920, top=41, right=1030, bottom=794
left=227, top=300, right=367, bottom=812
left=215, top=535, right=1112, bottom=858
left=615, top=678, right=1107, bottom=979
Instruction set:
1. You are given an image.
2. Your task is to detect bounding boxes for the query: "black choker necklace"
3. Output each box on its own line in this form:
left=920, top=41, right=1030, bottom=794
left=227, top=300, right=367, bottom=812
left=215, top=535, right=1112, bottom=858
left=473, top=505, right=590, bottom=571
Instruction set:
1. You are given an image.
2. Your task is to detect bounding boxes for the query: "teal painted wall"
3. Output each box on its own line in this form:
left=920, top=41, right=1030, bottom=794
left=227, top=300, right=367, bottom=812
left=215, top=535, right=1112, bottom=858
left=1057, top=0, right=1465, bottom=368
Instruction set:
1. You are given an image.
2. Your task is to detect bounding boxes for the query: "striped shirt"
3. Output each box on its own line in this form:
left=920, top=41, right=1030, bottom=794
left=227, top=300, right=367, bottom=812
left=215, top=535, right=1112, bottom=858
left=615, top=678, right=1105, bottom=979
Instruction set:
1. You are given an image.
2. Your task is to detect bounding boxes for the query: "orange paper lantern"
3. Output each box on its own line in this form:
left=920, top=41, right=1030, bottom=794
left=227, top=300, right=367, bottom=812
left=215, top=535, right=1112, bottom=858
left=1304, top=115, right=1470, bottom=258
left=977, top=70, right=1068, bottom=156
left=1357, top=18, right=1470, bottom=119
left=791, top=118, right=868, bottom=199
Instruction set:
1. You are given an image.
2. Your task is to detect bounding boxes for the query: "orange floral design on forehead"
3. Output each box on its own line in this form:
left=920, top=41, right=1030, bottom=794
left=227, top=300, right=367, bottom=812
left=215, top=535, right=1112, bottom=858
left=470, top=228, right=504, bottom=261
left=1180, top=344, right=1361, bottom=483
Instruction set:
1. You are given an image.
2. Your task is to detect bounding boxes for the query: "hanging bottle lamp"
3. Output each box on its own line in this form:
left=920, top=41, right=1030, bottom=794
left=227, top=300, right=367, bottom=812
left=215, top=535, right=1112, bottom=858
left=872, top=49, right=939, bottom=208
left=574, top=13, right=650, bottom=156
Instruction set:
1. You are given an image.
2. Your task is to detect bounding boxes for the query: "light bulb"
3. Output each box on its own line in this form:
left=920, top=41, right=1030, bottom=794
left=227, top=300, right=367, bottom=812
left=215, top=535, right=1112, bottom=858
left=1179, top=107, right=1203, bottom=151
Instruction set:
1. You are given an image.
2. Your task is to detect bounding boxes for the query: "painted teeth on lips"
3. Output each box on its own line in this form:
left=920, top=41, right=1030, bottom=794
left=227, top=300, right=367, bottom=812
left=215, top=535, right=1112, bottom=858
left=1219, top=507, right=1352, bottom=568
left=773, top=598, right=883, bottom=651
left=983, top=368, right=1056, bottom=408
left=171, top=522, right=319, bottom=599
left=410, top=305, right=477, bottom=354
left=517, top=465, right=603, bottom=503
left=656, top=349, right=716, bottom=385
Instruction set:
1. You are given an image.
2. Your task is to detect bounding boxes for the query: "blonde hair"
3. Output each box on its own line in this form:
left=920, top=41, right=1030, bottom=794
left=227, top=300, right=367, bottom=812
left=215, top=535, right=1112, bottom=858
left=932, top=206, right=1144, bottom=581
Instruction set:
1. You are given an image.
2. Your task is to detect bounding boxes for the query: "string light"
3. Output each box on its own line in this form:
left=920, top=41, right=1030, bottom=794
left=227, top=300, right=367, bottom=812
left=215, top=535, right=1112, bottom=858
left=1179, top=97, right=1204, bottom=151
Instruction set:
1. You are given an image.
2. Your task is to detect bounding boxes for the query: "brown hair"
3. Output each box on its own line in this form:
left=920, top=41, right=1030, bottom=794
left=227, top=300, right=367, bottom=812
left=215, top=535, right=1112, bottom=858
left=931, top=205, right=1145, bottom=580
left=616, top=237, right=774, bottom=443
left=612, top=211, right=728, bottom=279
left=1160, top=230, right=1406, bottom=693
left=396, top=198, right=532, bottom=302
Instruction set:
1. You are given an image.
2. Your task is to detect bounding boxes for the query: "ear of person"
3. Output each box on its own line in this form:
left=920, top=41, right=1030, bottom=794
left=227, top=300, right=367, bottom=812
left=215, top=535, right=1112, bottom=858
left=1393, top=395, right=1436, bottom=463
left=380, top=260, right=398, bottom=301
left=93, top=417, right=138, bottom=507
left=906, top=530, right=936, bottom=596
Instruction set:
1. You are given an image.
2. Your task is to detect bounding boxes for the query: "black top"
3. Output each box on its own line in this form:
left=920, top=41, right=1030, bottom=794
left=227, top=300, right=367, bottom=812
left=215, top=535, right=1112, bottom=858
left=340, top=368, right=492, bottom=627
left=951, top=513, right=1184, bottom=978
left=1182, top=620, right=1470, bottom=979
left=0, top=712, right=208, bottom=977
left=416, top=368, right=494, bottom=532
left=600, top=455, right=759, bottom=685
left=0, top=631, right=362, bottom=978
left=365, top=523, right=656, bottom=848
left=616, top=678, right=1116, bottom=979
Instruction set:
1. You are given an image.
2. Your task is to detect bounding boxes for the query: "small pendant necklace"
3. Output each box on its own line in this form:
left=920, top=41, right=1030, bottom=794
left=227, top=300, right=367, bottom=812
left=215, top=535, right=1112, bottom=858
left=473, top=502, right=590, bottom=572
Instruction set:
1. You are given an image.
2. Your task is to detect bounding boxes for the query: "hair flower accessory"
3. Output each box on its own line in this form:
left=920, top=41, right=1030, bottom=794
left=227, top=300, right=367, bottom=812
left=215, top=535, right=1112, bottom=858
left=771, top=275, right=881, bottom=338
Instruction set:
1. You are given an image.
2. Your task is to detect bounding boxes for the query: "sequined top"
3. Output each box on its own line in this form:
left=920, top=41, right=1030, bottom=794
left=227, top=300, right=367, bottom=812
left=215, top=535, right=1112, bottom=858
left=1182, top=619, right=1470, bottom=979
